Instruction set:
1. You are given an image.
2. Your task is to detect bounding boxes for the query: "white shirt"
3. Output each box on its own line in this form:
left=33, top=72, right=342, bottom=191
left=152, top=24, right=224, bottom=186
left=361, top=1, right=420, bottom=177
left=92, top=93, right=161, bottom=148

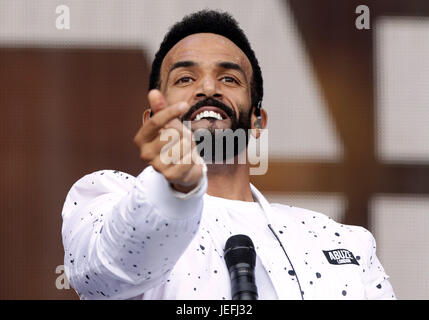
left=61, top=166, right=396, bottom=300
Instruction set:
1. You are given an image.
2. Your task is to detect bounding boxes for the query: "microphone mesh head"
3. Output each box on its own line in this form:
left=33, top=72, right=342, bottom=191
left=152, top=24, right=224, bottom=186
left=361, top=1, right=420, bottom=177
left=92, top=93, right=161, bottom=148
left=224, top=234, right=256, bottom=270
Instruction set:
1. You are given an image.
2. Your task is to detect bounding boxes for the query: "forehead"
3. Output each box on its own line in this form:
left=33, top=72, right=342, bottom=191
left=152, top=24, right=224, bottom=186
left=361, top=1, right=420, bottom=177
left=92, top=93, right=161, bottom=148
left=161, top=33, right=252, bottom=78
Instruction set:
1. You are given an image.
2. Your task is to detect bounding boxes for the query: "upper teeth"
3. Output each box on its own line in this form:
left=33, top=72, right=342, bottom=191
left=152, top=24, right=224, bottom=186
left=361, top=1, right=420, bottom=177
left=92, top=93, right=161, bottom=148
left=195, top=110, right=223, bottom=121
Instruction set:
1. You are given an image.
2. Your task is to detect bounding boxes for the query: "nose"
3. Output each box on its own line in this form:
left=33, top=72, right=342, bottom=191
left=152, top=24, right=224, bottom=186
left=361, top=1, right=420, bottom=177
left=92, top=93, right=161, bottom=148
left=195, top=76, right=222, bottom=99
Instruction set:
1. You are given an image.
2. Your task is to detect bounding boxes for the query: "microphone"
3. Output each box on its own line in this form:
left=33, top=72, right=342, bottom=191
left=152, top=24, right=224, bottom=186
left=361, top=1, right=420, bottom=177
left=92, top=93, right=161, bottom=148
left=224, top=234, right=258, bottom=300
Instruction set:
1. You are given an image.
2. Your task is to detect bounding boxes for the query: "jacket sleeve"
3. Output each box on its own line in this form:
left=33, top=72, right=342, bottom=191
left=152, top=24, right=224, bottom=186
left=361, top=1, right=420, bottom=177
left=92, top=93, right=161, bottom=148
left=61, top=166, right=207, bottom=299
left=361, top=229, right=396, bottom=299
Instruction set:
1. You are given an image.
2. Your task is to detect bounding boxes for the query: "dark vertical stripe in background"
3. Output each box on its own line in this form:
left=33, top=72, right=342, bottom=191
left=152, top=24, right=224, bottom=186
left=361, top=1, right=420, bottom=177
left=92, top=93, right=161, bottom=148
left=0, top=48, right=150, bottom=298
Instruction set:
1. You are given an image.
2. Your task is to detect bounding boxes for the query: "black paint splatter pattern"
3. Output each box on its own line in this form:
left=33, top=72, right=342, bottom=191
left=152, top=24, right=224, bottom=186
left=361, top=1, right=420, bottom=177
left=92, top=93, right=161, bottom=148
left=61, top=168, right=396, bottom=300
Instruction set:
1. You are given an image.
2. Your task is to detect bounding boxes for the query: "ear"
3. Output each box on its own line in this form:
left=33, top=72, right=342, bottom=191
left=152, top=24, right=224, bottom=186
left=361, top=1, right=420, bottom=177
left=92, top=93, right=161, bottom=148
left=250, top=107, right=267, bottom=139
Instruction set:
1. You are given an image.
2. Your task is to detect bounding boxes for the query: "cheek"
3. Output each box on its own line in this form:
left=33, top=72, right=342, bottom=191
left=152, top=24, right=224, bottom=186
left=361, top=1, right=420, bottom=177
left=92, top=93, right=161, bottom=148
left=163, top=87, right=193, bottom=106
left=227, top=88, right=252, bottom=112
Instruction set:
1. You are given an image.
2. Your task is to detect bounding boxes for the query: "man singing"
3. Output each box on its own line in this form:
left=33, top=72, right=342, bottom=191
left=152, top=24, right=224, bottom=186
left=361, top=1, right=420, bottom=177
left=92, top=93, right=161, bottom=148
left=61, top=10, right=395, bottom=299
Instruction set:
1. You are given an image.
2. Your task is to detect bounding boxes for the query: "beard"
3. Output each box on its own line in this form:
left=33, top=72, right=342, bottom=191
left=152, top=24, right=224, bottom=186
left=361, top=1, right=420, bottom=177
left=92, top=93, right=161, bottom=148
left=181, top=98, right=252, bottom=163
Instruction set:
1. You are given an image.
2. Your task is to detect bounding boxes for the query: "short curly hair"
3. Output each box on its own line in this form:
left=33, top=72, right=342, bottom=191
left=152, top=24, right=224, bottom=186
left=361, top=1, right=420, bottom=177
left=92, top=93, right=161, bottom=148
left=148, top=9, right=263, bottom=107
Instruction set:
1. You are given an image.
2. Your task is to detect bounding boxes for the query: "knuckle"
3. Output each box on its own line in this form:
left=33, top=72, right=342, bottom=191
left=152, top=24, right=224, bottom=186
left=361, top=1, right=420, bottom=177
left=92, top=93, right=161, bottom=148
left=134, top=129, right=144, bottom=145
left=134, top=136, right=140, bottom=147
left=167, top=105, right=180, bottom=116
left=147, top=117, right=161, bottom=128
left=139, top=146, right=153, bottom=162
left=148, top=117, right=159, bottom=127
left=162, top=169, right=177, bottom=182
left=181, top=167, right=201, bottom=186
left=180, top=174, right=193, bottom=186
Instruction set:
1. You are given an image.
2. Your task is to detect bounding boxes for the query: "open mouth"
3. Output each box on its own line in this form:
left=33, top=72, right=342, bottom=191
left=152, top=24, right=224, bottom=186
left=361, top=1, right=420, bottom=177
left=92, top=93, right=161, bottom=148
left=190, top=106, right=229, bottom=121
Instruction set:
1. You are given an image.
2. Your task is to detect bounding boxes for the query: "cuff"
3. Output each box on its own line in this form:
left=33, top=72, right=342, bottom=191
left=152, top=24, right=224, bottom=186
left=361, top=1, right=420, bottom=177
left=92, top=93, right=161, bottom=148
left=168, top=163, right=208, bottom=200
left=134, top=165, right=207, bottom=220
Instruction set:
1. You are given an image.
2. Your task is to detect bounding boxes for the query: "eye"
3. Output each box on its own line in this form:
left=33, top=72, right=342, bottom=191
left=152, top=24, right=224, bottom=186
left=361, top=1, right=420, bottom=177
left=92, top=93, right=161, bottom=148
left=220, top=76, right=238, bottom=84
left=175, top=76, right=194, bottom=85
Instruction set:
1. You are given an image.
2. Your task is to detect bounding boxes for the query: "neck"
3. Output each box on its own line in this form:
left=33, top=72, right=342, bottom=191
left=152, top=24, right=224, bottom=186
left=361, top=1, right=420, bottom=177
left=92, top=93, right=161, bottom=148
left=206, top=162, right=254, bottom=202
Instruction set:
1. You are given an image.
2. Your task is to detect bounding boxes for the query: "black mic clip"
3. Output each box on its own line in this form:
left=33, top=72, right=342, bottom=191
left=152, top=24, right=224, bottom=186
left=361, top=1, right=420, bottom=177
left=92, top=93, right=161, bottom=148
left=254, top=101, right=262, bottom=129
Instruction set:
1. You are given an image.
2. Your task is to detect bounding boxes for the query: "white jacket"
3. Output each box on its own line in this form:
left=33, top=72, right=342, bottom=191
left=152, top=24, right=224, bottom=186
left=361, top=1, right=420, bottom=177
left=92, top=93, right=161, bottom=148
left=61, top=166, right=396, bottom=300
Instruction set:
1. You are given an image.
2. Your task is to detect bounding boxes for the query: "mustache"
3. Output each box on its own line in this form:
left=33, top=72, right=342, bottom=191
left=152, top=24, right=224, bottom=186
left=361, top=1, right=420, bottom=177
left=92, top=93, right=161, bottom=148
left=182, top=98, right=236, bottom=121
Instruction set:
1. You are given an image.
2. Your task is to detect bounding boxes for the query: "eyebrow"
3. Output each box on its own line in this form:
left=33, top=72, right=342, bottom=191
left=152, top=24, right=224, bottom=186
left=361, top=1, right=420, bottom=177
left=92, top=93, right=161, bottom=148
left=166, top=61, right=197, bottom=84
left=216, top=61, right=247, bottom=80
left=166, top=60, right=247, bottom=83
left=169, top=60, right=198, bottom=74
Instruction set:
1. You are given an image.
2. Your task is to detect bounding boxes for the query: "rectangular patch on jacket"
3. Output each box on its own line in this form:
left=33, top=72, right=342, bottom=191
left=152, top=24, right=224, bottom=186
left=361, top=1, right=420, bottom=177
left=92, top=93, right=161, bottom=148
left=322, top=249, right=359, bottom=266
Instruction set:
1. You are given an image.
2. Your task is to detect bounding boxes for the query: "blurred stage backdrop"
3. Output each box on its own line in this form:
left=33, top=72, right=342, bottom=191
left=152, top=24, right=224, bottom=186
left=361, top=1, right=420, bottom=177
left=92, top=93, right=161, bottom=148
left=0, top=0, right=428, bottom=299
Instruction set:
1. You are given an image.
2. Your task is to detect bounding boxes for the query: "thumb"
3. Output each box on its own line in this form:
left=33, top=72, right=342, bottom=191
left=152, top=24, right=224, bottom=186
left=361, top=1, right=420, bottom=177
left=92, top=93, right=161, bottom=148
left=148, top=89, right=167, bottom=114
